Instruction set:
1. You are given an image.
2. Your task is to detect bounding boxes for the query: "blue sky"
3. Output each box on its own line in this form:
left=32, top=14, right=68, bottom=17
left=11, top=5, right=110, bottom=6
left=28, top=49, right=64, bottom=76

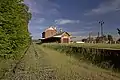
left=24, top=0, right=120, bottom=39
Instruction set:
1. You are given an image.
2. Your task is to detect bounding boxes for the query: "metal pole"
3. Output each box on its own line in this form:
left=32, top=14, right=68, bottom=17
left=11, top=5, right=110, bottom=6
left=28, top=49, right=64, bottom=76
left=101, top=24, right=103, bottom=36
left=98, top=32, right=100, bottom=37
left=99, top=21, right=104, bottom=37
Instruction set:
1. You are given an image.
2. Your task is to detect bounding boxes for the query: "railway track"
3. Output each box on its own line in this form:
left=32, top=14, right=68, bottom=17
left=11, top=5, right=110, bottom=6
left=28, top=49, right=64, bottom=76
left=1, top=42, right=57, bottom=80
left=1, top=42, right=120, bottom=80
left=0, top=42, right=33, bottom=79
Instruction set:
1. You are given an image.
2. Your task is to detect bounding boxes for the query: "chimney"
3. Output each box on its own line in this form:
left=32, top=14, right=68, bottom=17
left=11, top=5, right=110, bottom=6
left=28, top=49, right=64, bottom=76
left=59, top=28, right=63, bottom=33
left=54, top=27, right=57, bottom=30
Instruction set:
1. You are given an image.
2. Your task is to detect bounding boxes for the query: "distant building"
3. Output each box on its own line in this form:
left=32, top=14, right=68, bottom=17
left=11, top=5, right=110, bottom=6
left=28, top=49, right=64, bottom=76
left=40, top=26, right=71, bottom=43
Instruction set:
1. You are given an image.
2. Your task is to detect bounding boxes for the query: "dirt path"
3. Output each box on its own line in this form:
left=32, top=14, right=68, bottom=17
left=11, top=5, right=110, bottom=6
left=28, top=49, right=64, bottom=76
left=2, top=44, right=120, bottom=80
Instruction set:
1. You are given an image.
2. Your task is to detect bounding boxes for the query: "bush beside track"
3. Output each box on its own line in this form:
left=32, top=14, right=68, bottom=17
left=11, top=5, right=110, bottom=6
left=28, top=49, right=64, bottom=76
left=42, top=43, right=120, bottom=72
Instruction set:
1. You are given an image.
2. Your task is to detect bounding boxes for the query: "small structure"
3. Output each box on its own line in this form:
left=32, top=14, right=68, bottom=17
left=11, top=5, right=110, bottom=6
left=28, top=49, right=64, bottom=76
left=76, top=41, right=85, bottom=44
left=40, top=26, right=71, bottom=43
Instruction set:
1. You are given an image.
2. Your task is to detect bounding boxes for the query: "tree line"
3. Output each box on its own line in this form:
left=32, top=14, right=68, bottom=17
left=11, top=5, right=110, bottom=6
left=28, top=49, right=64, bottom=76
left=0, top=0, right=31, bottom=55
left=82, top=29, right=120, bottom=44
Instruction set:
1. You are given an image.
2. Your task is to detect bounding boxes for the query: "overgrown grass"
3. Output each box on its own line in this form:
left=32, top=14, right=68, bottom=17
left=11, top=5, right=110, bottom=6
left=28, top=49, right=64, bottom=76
left=0, top=44, right=30, bottom=79
left=42, top=43, right=120, bottom=72
left=63, top=43, right=120, bottom=50
left=39, top=45, right=120, bottom=80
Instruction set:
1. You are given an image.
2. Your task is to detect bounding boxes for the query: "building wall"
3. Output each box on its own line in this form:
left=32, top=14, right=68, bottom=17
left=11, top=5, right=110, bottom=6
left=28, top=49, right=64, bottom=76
left=61, top=33, right=70, bottom=43
left=45, top=30, right=57, bottom=38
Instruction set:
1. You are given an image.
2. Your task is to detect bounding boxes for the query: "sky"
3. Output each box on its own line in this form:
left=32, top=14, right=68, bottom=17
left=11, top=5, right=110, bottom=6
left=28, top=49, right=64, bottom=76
left=24, top=0, right=120, bottom=40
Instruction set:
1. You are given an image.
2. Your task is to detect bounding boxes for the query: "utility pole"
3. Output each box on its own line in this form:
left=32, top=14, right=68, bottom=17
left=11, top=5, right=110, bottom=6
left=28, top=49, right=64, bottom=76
left=89, top=32, right=90, bottom=43
left=99, top=20, right=104, bottom=37
left=98, top=32, right=100, bottom=37
left=89, top=32, right=92, bottom=43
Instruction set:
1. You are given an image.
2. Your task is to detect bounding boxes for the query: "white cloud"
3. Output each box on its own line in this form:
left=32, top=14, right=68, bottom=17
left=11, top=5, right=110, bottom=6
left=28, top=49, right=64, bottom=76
left=55, top=19, right=80, bottom=25
left=84, top=0, right=120, bottom=15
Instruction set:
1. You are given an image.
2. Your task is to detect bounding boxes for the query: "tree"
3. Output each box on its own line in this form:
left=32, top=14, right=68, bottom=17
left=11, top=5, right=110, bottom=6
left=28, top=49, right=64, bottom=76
left=117, top=38, right=120, bottom=44
left=95, top=35, right=108, bottom=43
left=0, top=0, right=32, bottom=54
left=102, top=35, right=108, bottom=41
left=117, top=28, right=120, bottom=35
left=82, top=38, right=87, bottom=42
left=118, top=38, right=120, bottom=41
left=107, top=35, right=113, bottom=44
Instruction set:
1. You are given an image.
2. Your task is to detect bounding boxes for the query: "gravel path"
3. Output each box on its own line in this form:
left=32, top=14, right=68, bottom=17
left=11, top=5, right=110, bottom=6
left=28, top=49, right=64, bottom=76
left=2, top=44, right=120, bottom=80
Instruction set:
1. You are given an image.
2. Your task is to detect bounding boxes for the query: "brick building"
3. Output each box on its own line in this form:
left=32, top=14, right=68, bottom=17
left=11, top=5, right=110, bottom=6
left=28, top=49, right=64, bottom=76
left=41, top=26, right=71, bottom=43
left=42, top=27, right=57, bottom=38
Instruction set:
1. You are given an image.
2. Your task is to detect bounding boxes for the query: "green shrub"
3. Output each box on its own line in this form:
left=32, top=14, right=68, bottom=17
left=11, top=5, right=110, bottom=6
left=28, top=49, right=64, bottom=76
left=0, top=0, right=31, bottom=57
left=42, top=43, right=120, bottom=71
